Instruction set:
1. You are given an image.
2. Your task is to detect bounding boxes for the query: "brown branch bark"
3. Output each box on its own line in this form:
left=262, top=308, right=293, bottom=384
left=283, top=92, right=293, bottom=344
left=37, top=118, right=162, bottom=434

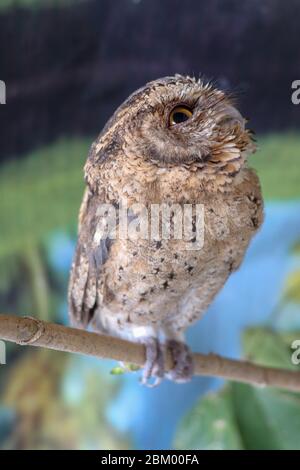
left=0, top=314, right=300, bottom=391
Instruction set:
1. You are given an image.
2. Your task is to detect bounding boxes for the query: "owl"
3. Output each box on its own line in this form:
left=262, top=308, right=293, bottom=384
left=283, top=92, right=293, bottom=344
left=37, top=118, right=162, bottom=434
left=68, top=75, right=263, bottom=385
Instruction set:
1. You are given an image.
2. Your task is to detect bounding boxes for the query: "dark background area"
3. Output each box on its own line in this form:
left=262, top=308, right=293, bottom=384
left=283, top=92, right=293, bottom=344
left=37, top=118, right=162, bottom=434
left=0, top=0, right=299, bottom=161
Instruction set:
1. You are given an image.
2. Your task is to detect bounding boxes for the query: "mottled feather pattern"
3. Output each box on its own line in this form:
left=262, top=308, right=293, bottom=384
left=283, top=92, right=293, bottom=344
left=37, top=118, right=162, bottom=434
left=68, top=75, right=263, bottom=382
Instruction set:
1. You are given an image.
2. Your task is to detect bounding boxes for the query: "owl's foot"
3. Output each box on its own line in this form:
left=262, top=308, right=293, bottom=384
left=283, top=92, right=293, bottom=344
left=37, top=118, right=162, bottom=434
left=166, top=340, right=194, bottom=383
left=141, top=337, right=164, bottom=387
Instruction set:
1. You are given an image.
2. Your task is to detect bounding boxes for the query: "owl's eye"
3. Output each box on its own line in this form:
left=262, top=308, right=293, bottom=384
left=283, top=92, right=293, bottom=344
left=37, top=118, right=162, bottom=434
left=169, top=106, right=193, bottom=126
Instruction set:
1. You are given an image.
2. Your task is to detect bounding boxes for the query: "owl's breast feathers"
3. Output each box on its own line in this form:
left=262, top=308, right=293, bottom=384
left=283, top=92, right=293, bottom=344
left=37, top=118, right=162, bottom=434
left=69, top=147, right=263, bottom=334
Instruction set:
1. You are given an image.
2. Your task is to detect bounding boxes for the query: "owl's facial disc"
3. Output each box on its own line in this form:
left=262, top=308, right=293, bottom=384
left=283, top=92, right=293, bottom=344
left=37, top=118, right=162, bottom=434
left=111, top=76, right=254, bottom=171
left=84, top=76, right=255, bottom=194
left=148, top=91, right=252, bottom=169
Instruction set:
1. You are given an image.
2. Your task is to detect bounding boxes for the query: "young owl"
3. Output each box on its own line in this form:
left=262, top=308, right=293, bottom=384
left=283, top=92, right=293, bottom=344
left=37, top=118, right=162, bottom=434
left=68, top=75, right=263, bottom=385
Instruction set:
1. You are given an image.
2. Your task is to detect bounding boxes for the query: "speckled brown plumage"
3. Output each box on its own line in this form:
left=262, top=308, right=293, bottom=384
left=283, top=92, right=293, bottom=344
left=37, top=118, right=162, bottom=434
left=68, top=75, right=263, bottom=384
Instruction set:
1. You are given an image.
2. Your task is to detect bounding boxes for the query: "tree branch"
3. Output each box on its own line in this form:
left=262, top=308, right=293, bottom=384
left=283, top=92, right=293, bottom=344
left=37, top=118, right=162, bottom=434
left=0, top=314, right=300, bottom=391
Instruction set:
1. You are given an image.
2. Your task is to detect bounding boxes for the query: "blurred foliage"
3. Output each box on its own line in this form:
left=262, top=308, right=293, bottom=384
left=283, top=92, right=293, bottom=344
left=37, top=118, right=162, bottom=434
left=283, top=271, right=300, bottom=304
left=251, top=133, right=300, bottom=200
left=175, top=328, right=300, bottom=450
left=61, top=358, right=130, bottom=450
left=174, top=387, right=243, bottom=450
left=110, top=364, right=141, bottom=375
left=0, top=349, right=129, bottom=449
left=1, top=349, right=73, bottom=449
left=0, top=407, right=15, bottom=443
left=0, top=138, right=90, bottom=322
left=242, top=328, right=297, bottom=370
left=267, top=263, right=300, bottom=327
left=0, top=138, right=89, bottom=259
left=291, top=241, right=300, bottom=256
left=0, top=244, right=56, bottom=321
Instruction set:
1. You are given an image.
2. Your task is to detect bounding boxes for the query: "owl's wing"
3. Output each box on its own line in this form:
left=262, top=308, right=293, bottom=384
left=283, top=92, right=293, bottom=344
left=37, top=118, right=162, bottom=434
left=68, top=188, right=115, bottom=328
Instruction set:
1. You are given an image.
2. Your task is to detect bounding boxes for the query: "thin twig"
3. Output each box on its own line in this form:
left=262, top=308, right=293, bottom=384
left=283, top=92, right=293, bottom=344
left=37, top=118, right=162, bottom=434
left=0, top=314, right=300, bottom=391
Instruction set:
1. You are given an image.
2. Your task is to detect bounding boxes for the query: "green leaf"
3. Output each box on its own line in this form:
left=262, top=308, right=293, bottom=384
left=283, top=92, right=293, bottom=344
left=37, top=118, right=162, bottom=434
left=232, top=383, right=300, bottom=450
left=110, top=367, right=125, bottom=376
left=242, top=327, right=297, bottom=370
left=174, top=387, right=243, bottom=450
left=110, top=363, right=141, bottom=375
left=237, top=328, right=300, bottom=449
left=175, top=382, right=300, bottom=450
left=175, top=326, right=300, bottom=450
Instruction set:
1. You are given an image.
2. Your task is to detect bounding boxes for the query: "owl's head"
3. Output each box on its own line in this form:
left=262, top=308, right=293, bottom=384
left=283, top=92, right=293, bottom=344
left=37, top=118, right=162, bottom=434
left=88, top=75, right=255, bottom=179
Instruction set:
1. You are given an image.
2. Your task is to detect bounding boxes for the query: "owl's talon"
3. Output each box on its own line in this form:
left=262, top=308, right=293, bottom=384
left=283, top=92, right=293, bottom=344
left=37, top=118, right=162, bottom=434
left=166, top=340, right=194, bottom=383
left=140, top=337, right=164, bottom=387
